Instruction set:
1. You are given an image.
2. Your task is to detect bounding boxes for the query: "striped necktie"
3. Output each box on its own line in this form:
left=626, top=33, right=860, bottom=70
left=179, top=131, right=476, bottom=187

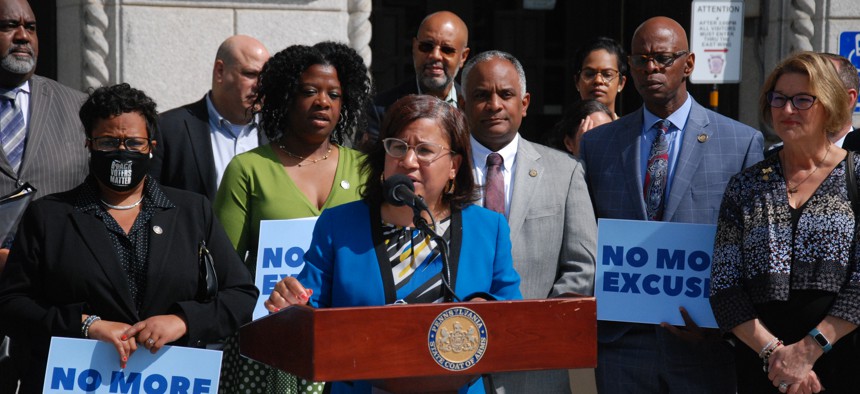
left=0, top=90, right=25, bottom=172
left=644, top=119, right=670, bottom=221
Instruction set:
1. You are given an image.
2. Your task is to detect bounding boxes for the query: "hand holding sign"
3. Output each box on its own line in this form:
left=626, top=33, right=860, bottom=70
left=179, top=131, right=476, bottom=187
left=265, top=277, right=313, bottom=312
left=123, top=314, right=188, bottom=355
left=86, top=319, right=137, bottom=369
left=659, top=307, right=721, bottom=343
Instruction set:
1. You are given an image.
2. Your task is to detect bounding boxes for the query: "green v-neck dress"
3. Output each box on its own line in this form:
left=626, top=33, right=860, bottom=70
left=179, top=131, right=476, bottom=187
left=214, top=144, right=366, bottom=394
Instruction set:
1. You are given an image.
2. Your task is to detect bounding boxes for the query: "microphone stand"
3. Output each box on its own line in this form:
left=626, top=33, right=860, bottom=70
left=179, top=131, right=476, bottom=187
left=410, top=200, right=460, bottom=303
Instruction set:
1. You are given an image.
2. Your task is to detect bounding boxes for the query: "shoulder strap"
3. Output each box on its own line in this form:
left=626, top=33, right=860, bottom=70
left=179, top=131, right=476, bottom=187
left=847, top=151, right=859, bottom=215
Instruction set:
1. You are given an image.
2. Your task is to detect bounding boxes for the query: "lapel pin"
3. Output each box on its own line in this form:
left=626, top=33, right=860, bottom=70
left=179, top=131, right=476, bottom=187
left=529, top=169, right=538, bottom=177
left=340, top=180, right=350, bottom=190
left=761, top=167, right=773, bottom=181
left=697, top=133, right=709, bottom=143
left=152, top=225, right=163, bottom=235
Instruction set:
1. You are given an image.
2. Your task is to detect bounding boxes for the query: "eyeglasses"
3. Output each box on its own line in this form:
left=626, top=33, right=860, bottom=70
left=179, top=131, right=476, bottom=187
left=579, top=68, right=620, bottom=84
left=766, top=91, right=817, bottom=110
left=383, top=138, right=453, bottom=164
left=89, top=137, right=151, bottom=152
left=629, top=51, right=689, bottom=69
left=416, top=41, right=458, bottom=56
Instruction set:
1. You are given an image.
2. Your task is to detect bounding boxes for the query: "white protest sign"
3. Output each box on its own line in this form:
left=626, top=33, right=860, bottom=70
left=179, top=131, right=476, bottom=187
left=690, top=1, right=744, bottom=83
left=44, top=337, right=221, bottom=393
left=253, top=217, right=318, bottom=319
left=595, top=218, right=718, bottom=328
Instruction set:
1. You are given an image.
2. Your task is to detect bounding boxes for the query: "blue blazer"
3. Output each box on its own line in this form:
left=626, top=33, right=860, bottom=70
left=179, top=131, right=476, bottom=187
left=580, top=98, right=764, bottom=342
left=297, top=201, right=522, bottom=394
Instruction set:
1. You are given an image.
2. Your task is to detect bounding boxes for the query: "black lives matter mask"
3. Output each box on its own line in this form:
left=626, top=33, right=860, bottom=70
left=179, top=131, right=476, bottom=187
left=89, top=150, right=151, bottom=192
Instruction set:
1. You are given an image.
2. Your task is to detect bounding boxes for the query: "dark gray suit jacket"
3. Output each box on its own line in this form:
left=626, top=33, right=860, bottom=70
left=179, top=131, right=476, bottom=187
left=0, top=75, right=88, bottom=200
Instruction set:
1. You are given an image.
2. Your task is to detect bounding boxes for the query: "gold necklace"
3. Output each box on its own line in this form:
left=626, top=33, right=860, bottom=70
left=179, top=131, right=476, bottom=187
left=785, top=144, right=831, bottom=194
left=278, top=142, right=332, bottom=167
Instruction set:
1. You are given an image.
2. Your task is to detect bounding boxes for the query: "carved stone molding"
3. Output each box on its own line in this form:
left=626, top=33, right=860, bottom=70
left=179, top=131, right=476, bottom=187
left=348, top=0, right=372, bottom=67
left=82, top=0, right=110, bottom=89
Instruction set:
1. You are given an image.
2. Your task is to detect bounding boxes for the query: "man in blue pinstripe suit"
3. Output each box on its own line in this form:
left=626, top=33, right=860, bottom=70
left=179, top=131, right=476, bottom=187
left=580, top=16, right=763, bottom=393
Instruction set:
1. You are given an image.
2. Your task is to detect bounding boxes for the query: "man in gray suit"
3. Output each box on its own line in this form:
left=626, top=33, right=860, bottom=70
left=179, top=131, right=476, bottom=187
left=580, top=17, right=763, bottom=393
left=0, top=0, right=88, bottom=390
left=462, top=50, right=597, bottom=394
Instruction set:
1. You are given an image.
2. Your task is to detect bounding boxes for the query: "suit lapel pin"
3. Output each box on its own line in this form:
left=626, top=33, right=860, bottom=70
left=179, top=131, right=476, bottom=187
left=697, top=133, right=709, bottom=143
left=529, top=169, right=538, bottom=177
left=340, top=180, right=351, bottom=190
left=152, top=225, right=163, bottom=235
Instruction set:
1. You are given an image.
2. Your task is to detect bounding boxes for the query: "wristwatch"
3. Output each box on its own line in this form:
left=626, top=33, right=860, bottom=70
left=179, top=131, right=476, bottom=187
left=808, top=328, right=833, bottom=353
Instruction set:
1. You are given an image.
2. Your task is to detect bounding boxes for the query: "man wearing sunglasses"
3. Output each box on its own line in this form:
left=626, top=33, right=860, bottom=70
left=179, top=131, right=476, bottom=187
left=580, top=16, right=763, bottom=394
left=366, top=11, right=470, bottom=146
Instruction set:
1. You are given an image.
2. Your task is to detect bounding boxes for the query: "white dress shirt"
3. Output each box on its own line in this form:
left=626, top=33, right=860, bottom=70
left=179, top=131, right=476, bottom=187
left=470, top=133, right=520, bottom=217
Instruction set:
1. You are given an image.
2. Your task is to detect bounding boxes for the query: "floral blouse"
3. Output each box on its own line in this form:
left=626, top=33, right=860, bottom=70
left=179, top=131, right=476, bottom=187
left=710, top=153, right=860, bottom=332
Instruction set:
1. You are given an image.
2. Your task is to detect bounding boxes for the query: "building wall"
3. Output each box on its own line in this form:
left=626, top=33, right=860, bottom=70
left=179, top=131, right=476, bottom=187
left=56, top=0, right=363, bottom=112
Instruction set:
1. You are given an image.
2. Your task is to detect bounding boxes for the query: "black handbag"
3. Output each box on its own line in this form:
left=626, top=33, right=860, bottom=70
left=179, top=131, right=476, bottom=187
left=197, top=240, right=218, bottom=302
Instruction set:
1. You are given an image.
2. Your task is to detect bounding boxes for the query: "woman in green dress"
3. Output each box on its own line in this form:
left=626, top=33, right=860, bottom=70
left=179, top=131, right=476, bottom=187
left=215, top=41, right=372, bottom=394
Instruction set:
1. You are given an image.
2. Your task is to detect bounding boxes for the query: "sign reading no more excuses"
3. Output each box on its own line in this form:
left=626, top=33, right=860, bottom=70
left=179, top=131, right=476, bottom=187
left=595, top=219, right=718, bottom=328
left=253, top=217, right=318, bottom=320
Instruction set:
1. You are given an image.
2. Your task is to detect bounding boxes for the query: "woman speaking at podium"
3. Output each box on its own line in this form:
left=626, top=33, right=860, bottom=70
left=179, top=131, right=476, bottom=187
left=266, top=94, right=522, bottom=393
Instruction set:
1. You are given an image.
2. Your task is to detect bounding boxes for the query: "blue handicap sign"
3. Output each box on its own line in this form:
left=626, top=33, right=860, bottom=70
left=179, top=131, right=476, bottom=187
left=839, top=32, right=860, bottom=113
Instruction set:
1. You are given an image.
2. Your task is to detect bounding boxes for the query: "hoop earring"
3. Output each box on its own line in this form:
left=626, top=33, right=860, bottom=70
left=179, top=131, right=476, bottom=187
left=445, top=178, right=456, bottom=195
left=380, top=173, right=385, bottom=184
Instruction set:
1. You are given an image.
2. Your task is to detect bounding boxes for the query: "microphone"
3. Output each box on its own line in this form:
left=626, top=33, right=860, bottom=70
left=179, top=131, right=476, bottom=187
left=381, top=173, right=460, bottom=303
left=383, top=174, right=428, bottom=212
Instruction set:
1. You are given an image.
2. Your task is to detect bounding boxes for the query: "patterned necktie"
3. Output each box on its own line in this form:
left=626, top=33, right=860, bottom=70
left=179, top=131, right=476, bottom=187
left=485, top=153, right=505, bottom=214
left=644, top=119, right=670, bottom=221
left=0, top=91, right=25, bottom=172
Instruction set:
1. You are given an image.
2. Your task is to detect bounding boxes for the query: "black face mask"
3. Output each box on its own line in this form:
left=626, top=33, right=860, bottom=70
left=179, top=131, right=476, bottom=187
left=89, top=150, right=151, bottom=192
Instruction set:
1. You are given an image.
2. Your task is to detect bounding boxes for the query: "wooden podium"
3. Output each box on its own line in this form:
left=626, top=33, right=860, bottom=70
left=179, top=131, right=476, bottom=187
left=240, top=296, right=595, bottom=394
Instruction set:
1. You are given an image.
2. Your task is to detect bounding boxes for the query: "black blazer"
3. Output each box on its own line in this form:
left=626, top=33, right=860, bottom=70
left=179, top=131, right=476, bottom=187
left=841, top=127, right=859, bottom=151
left=0, top=180, right=258, bottom=392
left=151, top=95, right=264, bottom=201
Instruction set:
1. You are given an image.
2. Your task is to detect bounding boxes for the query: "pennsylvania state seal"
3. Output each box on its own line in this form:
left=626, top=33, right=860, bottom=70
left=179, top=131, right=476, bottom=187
left=427, top=307, right=488, bottom=371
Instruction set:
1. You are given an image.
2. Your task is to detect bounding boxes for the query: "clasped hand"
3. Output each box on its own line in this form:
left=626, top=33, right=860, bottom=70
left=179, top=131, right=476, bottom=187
left=87, top=314, right=188, bottom=368
left=767, top=342, right=823, bottom=394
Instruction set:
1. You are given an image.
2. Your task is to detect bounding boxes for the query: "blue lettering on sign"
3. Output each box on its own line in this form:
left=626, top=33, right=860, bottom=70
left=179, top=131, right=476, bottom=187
left=656, top=249, right=684, bottom=270
left=49, top=368, right=213, bottom=393
left=110, top=371, right=141, bottom=393
left=601, top=274, right=711, bottom=298
left=51, top=367, right=76, bottom=390
left=603, top=271, right=620, bottom=292
left=626, top=247, right=648, bottom=267
left=601, top=245, right=648, bottom=267
left=602, top=245, right=624, bottom=266
left=262, top=247, right=305, bottom=268
left=687, top=250, right=711, bottom=271
left=619, top=273, right=641, bottom=293
left=262, top=274, right=293, bottom=295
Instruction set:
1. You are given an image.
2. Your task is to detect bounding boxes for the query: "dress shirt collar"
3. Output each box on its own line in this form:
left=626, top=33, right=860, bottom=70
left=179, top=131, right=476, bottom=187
left=470, top=133, right=519, bottom=172
left=642, top=94, right=693, bottom=133
left=205, top=91, right=259, bottom=136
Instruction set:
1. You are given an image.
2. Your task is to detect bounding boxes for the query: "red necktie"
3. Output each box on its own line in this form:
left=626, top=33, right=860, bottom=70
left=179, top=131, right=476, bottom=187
left=484, top=153, right=505, bottom=214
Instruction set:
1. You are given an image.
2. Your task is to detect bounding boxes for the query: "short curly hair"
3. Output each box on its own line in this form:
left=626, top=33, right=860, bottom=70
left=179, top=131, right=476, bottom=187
left=361, top=94, right=477, bottom=210
left=79, top=83, right=159, bottom=140
left=255, top=41, right=372, bottom=144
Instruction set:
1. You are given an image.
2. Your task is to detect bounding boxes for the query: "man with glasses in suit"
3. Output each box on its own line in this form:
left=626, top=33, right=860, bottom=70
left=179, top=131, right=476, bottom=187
left=580, top=16, right=764, bottom=393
